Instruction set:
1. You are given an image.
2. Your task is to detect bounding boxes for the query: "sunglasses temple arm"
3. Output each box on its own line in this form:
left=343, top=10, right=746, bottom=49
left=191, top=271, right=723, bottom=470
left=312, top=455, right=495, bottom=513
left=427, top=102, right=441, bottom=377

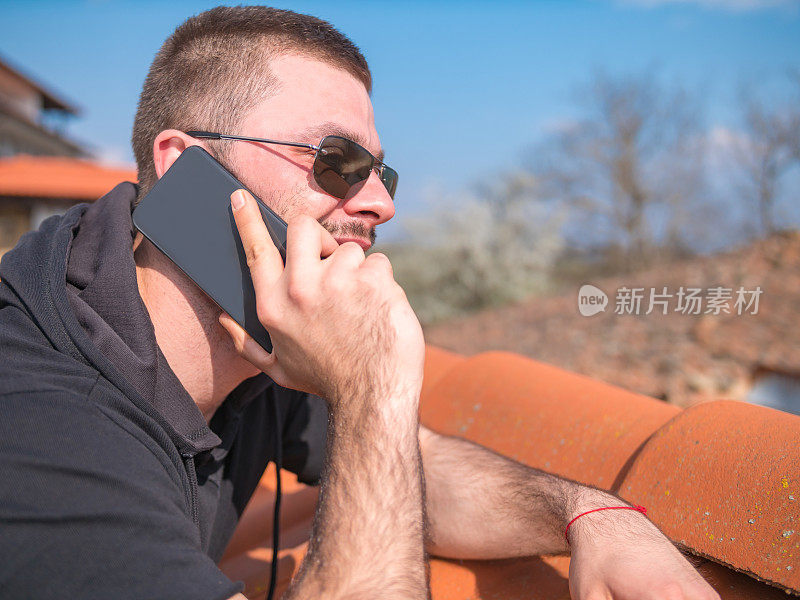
left=185, top=131, right=318, bottom=151
left=186, top=131, right=220, bottom=139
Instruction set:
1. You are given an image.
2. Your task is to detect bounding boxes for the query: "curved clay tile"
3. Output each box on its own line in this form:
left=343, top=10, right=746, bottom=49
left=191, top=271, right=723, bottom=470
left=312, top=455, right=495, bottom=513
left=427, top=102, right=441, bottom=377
left=0, top=155, right=136, bottom=200
left=218, top=346, right=799, bottom=599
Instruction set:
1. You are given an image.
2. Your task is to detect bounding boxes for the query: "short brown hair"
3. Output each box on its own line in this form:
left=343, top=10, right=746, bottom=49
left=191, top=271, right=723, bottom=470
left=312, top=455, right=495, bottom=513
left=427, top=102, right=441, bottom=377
left=131, top=5, right=372, bottom=199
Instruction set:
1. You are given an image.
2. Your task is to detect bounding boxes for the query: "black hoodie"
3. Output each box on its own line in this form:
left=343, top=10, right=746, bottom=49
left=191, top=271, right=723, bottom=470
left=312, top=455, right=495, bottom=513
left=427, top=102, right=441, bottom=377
left=0, top=182, right=327, bottom=599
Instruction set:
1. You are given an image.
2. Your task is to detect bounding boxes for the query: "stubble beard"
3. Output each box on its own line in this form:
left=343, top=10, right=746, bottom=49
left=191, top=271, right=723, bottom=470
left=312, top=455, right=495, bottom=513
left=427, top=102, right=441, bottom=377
left=263, top=182, right=377, bottom=248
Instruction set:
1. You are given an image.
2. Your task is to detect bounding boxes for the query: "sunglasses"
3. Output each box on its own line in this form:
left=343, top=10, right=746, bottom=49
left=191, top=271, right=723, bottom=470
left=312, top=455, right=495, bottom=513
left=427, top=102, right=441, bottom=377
left=185, top=130, right=398, bottom=200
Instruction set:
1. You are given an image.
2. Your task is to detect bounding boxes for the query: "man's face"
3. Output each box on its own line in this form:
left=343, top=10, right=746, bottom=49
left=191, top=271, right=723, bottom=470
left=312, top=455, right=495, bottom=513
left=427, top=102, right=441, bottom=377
left=221, top=53, right=395, bottom=250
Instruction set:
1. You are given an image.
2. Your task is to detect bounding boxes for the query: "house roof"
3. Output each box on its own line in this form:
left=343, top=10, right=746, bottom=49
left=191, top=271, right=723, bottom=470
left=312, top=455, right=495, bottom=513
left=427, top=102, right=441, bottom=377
left=0, top=154, right=136, bottom=201
left=0, top=54, right=79, bottom=114
left=0, top=103, right=88, bottom=157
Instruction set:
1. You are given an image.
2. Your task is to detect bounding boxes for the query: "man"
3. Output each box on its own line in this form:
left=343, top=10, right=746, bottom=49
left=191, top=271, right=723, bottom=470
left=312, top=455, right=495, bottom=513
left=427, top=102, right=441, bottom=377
left=0, top=6, right=719, bottom=600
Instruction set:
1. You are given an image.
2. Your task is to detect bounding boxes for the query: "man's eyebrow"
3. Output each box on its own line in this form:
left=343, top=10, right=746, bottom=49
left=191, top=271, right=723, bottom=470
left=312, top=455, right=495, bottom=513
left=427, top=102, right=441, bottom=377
left=297, top=122, right=386, bottom=162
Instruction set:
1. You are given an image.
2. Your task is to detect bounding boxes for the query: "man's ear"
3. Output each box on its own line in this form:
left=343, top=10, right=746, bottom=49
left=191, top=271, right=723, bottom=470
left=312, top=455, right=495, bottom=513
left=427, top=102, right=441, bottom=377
left=152, top=129, right=203, bottom=179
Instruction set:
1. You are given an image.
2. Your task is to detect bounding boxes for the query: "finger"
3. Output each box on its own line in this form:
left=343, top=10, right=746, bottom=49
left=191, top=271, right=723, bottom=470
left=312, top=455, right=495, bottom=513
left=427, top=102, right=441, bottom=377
left=219, top=312, right=307, bottom=392
left=320, top=227, right=338, bottom=258
left=363, top=251, right=394, bottom=277
left=285, top=215, right=339, bottom=274
left=230, top=189, right=284, bottom=291
left=218, top=312, right=275, bottom=370
left=327, top=241, right=366, bottom=272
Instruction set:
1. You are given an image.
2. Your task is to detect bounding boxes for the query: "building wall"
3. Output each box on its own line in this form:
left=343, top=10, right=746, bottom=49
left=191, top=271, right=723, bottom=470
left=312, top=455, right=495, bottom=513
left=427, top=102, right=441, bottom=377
left=0, top=111, right=84, bottom=157
left=0, top=60, right=84, bottom=158
left=0, top=197, right=73, bottom=257
left=0, top=198, right=29, bottom=255
left=0, top=67, right=40, bottom=123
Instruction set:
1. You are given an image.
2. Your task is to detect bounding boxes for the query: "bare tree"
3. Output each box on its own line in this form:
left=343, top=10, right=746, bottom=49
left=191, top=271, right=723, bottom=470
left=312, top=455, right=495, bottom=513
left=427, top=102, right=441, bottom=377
left=734, top=74, right=800, bottom=236
left=789, top=69, right=800, bottom=162
left=531, top=69, right=707, bottom=271
left=384, top=174, right=564, bottom=324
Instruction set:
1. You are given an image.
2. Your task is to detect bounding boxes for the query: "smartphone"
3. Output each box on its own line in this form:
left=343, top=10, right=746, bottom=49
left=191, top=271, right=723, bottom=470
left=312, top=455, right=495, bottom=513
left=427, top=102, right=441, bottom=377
left=132, top=145, right=287, bottom=353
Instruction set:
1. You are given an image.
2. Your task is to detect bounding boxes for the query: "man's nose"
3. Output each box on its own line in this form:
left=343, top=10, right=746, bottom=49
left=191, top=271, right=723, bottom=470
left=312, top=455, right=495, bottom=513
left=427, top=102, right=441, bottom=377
left=342, top=170, right=396, bottom=225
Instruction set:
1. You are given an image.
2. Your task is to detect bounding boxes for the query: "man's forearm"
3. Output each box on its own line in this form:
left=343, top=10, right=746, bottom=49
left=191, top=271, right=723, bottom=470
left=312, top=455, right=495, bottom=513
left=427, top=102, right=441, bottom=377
left=285, top=397, right=428, bottom=600
left=421, top=428, right=625, bottom=559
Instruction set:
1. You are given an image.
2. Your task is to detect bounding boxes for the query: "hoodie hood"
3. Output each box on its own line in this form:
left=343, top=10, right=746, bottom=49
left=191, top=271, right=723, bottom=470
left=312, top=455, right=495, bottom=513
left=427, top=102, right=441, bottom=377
left=0, top=182, right=269, bottom=455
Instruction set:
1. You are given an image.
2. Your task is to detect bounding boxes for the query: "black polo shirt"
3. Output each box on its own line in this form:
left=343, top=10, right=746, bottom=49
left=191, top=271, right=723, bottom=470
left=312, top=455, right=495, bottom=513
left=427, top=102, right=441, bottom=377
left=0, top=182, right=327, bottom=599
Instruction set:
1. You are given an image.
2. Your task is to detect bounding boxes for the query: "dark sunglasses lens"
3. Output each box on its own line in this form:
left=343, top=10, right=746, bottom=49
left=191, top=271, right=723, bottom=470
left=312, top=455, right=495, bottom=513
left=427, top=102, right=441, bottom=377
left=314, top=136, right=373, bottom=199
left=380, top=166, right=398, bottom=199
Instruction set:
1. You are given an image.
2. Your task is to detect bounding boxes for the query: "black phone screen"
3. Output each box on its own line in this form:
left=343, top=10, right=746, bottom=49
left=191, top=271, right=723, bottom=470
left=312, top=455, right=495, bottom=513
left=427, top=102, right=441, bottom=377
left=132, top=145, right=287, bottom=353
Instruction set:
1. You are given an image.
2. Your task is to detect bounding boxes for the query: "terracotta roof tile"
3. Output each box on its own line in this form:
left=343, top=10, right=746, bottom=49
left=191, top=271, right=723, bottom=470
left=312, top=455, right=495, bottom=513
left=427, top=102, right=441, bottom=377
left=218, top=348, right=796, bottom=598
left=0, top=154, right=136, bottom=200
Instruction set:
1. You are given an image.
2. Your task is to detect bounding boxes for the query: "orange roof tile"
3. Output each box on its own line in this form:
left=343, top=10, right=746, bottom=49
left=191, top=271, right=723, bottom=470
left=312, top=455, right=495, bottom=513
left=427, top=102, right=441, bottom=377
left=0, top=155, right=136, bottom=201
left=218, top=346, right=799, bottom=598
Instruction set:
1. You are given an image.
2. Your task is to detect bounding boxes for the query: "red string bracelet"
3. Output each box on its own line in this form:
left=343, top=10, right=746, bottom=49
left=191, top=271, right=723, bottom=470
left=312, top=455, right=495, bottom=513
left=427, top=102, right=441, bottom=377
left=564, top=505, right=648, bottom=543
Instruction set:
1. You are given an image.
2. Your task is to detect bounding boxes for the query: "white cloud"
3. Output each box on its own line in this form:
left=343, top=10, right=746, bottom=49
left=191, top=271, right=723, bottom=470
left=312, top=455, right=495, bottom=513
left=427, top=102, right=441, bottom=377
left=615, top=0, right=798, bottom=12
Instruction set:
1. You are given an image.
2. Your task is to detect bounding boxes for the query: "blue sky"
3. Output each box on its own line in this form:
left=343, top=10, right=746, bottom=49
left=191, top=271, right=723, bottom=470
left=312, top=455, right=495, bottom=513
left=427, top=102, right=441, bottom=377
left=1, top=0, right=798, bottom=240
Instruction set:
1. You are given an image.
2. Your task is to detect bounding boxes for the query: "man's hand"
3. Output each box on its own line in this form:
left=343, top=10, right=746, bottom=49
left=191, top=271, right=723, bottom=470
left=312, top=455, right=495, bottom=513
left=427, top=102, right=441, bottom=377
left=567, top=499, right=720, bottom=600
left=218, top=188, right=425, bottom=407
left=420, top=427, right=721, bottom=600
left=219, top=189, right=429, bottom=599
